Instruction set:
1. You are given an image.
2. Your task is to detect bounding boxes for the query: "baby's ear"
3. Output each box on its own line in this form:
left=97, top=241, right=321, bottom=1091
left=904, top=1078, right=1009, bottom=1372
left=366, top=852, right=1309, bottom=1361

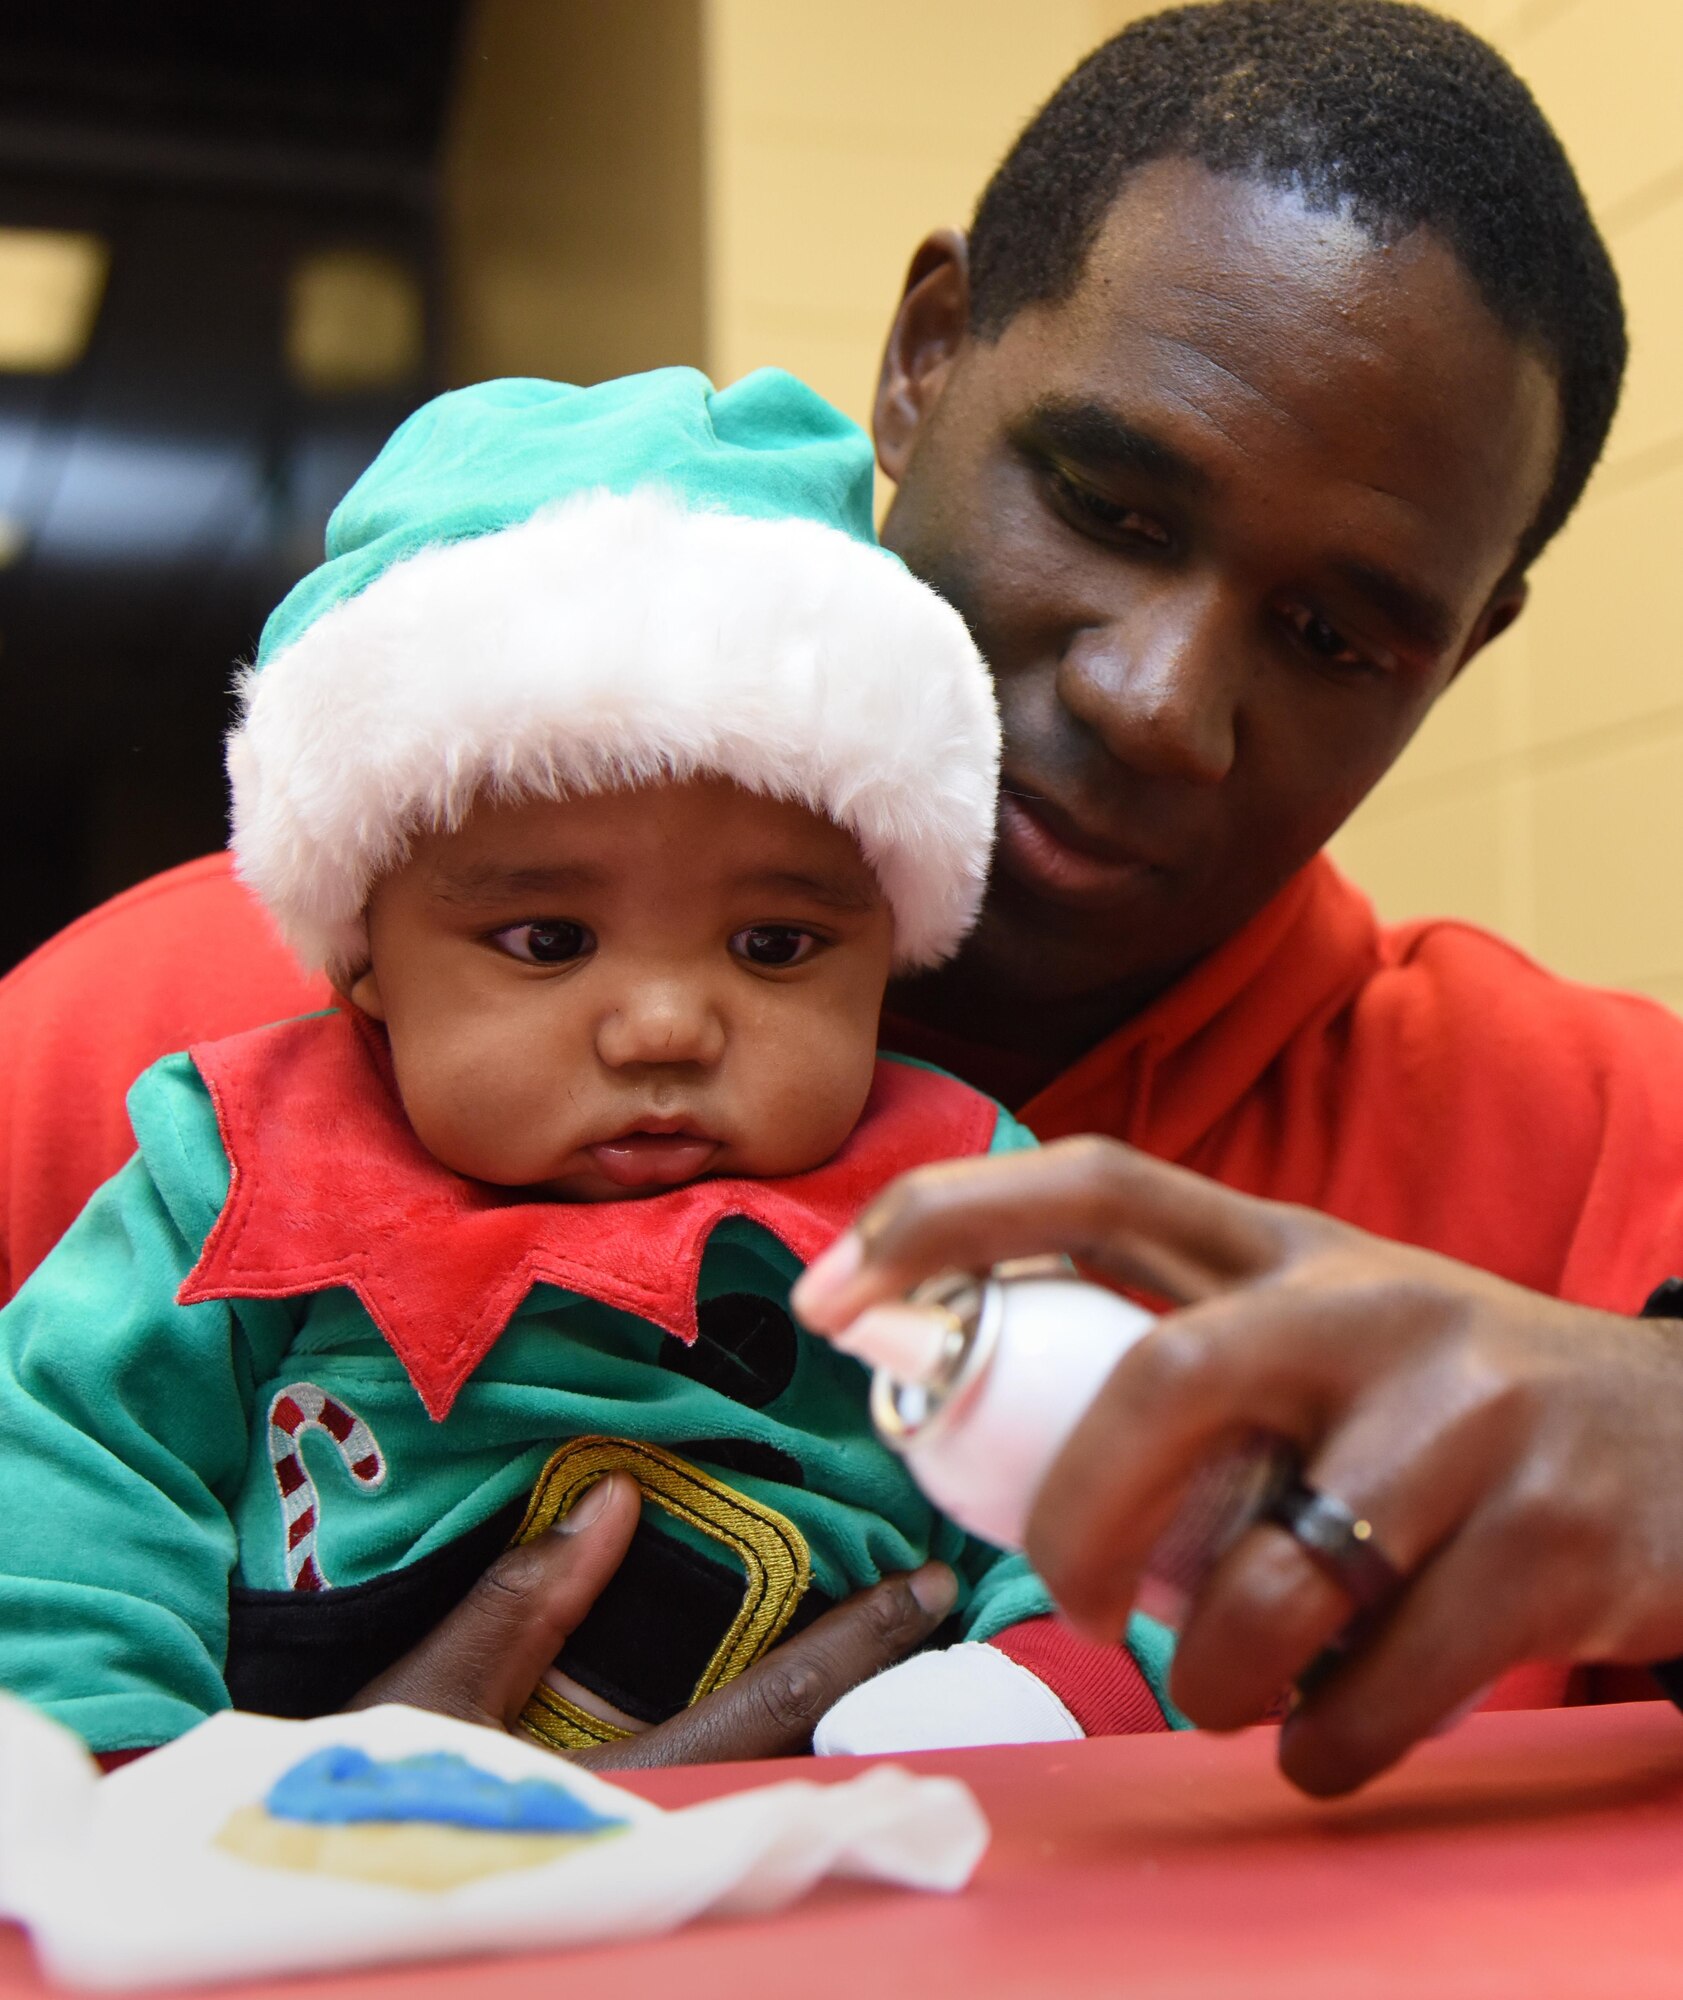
left=336, top=964, right=387, bottom=1021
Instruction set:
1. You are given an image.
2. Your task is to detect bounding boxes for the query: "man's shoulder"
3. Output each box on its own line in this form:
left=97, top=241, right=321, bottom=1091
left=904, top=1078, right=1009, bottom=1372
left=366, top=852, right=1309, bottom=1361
left=1362, top=908, right=1683, bottom=1067
left=0, top=856, right=330, bottom=1299
left=1320, top=905, right=1683, bottom=1303
left=1, top=852, right=329, bottom=1054
left=6, top=853, right=249, bottom=982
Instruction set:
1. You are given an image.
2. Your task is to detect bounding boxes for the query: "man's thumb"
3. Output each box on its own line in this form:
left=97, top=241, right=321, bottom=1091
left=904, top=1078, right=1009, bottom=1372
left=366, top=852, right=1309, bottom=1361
left=344, top=1472, right=643, bottom=1729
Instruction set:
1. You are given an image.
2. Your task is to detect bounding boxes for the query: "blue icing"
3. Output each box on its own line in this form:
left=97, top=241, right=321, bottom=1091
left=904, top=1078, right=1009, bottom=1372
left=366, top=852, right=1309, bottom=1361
left=265, top=1747, right=627, bottom=1834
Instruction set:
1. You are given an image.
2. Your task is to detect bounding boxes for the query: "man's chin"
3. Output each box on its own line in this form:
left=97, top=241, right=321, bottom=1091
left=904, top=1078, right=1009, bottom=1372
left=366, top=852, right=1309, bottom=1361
left=978, top=876, right=1187, bottom=991
left=908, top=906, right=1174, bottom=1019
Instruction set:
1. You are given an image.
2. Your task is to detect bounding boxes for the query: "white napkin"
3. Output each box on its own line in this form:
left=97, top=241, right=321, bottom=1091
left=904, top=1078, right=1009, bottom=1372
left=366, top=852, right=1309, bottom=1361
left=0, top=1695, right=988, bottom=1990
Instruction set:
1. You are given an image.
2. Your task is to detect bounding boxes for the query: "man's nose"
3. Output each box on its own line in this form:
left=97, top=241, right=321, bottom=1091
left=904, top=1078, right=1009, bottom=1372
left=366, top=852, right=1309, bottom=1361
left=1056, top=588, right=1239, bottom=786
left=595, top=979, right=727, bottom=1070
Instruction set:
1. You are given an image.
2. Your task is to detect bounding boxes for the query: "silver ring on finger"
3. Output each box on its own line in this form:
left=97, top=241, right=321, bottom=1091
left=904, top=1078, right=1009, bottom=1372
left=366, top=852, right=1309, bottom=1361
left=1263, top=1476, right=1403, bottom=1614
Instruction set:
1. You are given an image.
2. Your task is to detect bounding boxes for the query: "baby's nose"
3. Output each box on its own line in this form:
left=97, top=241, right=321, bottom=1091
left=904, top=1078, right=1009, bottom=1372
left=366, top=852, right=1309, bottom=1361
left=594, top=983, right=726, bottom=1069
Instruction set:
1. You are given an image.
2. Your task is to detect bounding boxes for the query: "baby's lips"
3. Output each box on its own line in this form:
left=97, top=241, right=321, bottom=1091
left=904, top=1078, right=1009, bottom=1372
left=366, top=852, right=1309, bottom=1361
left=587, top=1133, right=720, bottom=1191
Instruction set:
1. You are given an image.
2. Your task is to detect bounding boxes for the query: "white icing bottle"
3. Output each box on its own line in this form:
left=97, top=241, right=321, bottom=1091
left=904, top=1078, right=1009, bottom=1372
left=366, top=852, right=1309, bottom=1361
left=837, top=1264, right=1293, bottom=1625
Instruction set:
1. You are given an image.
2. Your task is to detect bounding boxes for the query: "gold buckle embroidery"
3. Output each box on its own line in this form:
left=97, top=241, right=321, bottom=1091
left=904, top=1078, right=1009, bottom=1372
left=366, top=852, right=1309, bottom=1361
left=511, top=1436, right=812, bottom=1754
left=520, top=1683, right=634, bottom=1752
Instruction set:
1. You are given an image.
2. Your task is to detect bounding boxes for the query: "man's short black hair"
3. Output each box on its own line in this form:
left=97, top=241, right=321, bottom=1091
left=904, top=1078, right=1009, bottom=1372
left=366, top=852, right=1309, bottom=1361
left=968, top=0, right=1625, bottom=569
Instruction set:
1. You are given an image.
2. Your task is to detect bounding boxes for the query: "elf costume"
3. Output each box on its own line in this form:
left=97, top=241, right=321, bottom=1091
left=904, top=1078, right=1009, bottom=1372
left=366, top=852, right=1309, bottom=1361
left=0, top=369, right=1170, bottom=1758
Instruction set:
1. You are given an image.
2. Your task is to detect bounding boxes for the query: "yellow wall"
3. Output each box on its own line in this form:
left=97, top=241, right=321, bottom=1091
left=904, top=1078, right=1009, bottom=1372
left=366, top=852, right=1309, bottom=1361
left=444, top=0, right=708, bottom=388
left=700, top=0, right=1151, bottom=427
left=1328, top=0, right=1683, bottom=1007
left=443, top=0, right=1147, bottom=413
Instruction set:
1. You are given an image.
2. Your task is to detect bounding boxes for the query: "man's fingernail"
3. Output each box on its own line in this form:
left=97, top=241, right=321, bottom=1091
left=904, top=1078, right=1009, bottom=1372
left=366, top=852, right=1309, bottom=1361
left=909, top=1563, right=958, bottom=1618
left=556, top=1477, right=614, bottom=1535
left=791, top=1232, right=863, bottom=1328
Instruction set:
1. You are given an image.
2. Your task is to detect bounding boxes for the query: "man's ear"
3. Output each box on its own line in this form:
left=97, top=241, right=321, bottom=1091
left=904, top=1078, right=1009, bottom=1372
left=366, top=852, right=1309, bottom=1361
left=874, top=228, right=972, bottom=485
left=1448, top=575, right=1529, bottom=686
left=338, top=964, right=387, bottom=1021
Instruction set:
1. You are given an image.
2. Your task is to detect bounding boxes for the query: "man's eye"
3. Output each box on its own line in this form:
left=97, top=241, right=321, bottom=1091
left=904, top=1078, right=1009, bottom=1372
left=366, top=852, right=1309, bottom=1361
left=731, top=926, right=818, bottom=969
left=1280, top=603, right=1384, bottom=676
left=1048, top=468, right=1171, bottom=547
left=490, top=920, right=594, bottom=965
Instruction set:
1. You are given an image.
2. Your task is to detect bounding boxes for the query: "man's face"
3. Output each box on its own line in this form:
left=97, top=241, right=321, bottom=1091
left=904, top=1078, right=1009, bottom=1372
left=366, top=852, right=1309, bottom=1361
left=877, top=159, right=1560, bottom=1015
left=346, top=780, right=895, bottom=1201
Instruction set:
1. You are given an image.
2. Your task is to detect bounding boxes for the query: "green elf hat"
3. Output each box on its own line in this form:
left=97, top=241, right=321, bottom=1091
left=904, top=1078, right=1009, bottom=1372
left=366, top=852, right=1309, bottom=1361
left=227, top=367, right=998, bottom=977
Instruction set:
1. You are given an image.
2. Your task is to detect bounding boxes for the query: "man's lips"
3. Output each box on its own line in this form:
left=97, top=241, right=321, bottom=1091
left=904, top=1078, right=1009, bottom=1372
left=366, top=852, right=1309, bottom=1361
left=586, top=1130, right=721, bottom=1191
left=996, top=788, right=1169, bottom=905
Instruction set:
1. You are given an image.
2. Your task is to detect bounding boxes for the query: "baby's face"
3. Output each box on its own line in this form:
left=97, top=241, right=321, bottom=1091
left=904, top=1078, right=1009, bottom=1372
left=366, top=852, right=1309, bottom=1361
left=345, top=778, right=895, bottom=1200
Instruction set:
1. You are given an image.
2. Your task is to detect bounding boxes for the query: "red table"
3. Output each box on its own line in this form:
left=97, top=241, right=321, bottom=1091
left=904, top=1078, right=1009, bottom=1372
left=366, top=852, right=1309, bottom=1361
left=5, top=1701, right=1682, bottom=1999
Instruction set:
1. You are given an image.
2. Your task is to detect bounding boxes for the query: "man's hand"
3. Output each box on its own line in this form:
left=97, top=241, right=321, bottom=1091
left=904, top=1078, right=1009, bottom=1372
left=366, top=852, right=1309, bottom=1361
left=793, top=1136, right=1683, bottom=1795
left=345, top=1470, right=958, bottom=1766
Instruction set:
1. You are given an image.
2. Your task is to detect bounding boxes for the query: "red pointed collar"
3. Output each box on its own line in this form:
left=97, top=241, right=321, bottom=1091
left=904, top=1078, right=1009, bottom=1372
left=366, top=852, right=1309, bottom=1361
left=178, top=1009, right=996, bottom=1420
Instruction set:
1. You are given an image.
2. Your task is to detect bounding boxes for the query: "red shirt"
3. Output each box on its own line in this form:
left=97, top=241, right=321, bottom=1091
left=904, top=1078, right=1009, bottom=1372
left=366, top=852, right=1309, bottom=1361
left=0, top=855, right=328, bottom=1299
left=11, top=847, right=1683, bottom=1312
left=7, top=846, right=1682, bottom=1717
left=893, top=855, right=1683, bottom=1314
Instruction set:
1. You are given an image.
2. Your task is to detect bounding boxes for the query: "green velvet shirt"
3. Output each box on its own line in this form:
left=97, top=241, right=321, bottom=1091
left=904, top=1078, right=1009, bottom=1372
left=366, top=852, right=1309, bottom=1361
left=0, top=1034, right=1064, bottom=1753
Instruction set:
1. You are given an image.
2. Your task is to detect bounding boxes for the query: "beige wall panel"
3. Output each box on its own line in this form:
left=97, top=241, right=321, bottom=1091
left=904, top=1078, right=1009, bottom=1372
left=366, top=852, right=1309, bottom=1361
left=1521, top=458, right=1683, bottom=750
left=1346, top=619, right=1527, bottom=800
left=1325, top=778, right=1514, bottom=939
left=712, top=134, right=991, bottom=341
left=1639, top=972, right=1683, bottom=1015
left=1495, top=0, right=1683, bottom=217
left=707, top=2, right=1104, bottom=151
left=1530, top=729, right=1683, bottom=986
left=710, top=313, right=889, bottom=428
left=1599, top=195, right=1683, bottom=471
left=444, top=0, right=706, bottom=388
left=702, top=0, right=1156, bottom=419
left=1437, top=0, right=1523, bottom=36
left=1330, top=0, right=1683, bottom=1005
left=1329, top=628, right=1538, bottom=941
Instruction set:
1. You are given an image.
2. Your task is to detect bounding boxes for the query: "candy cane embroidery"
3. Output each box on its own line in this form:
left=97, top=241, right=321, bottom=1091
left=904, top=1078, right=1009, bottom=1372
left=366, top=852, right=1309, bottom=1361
left=267, top=1383, right=388, bottom=1591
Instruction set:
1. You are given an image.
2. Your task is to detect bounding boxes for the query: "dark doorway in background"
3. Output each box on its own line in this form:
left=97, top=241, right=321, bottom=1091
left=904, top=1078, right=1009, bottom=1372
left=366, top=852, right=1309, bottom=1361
left=0, top=1, right=463, bottom=971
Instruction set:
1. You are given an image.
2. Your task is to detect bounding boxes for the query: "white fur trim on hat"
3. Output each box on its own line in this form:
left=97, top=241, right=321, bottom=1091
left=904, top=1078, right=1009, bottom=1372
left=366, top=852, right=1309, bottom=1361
left=228, top=487, right=999, bottom=974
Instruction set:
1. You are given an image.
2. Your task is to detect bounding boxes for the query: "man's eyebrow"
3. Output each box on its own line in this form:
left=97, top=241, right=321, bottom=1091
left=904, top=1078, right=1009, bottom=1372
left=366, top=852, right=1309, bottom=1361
left=1329, top=557, right=1458, bottom=656
left=737, top=867, right=880, bottom=913
left=1019, top=398, right=1212, bottom=493
left=429, top=862, right=609, bottom=904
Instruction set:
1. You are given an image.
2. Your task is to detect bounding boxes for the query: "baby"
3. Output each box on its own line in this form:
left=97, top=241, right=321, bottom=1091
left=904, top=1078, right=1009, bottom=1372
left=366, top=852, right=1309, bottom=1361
left=0, top=369, right=1159, bottom=1759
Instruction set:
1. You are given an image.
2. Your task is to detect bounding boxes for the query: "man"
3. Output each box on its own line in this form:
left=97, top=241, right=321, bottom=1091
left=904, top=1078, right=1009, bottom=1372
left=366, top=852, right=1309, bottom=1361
left=5, top=1, right=1676, bottom=1780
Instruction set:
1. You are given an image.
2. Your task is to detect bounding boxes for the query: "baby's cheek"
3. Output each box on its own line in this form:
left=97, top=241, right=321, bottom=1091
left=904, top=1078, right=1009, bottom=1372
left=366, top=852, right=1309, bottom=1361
left=393, top=1030, right=553, bottom=1184
left=745, top=1024, right=877, bottom=1175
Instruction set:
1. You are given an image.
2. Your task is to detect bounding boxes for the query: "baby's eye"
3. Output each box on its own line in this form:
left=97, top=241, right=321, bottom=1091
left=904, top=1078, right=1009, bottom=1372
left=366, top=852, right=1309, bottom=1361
left=490, top=920, right=595, bottom=965
left=731, top=925, right=819, bottom=969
